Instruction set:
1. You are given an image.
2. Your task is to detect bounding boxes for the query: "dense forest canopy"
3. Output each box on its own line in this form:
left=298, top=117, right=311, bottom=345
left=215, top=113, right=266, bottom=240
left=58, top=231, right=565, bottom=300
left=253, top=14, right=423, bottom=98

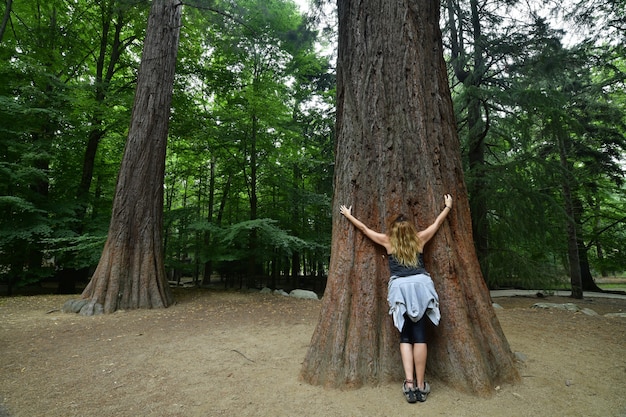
left=0, top=0, right=624, bottom=295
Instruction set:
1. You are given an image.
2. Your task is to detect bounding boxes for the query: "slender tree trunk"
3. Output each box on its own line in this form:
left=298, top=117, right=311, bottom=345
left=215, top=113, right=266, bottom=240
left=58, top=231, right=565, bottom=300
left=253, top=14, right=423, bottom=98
left=301, top=0, right=519, bottom=396
left=558, top=135, right=583, bottom=299
left=247, top=113, right=259, bottom=286
left=77, top=5, right=134, bottom=213
left=79, top=0, right=182, bottom=314
left=202, top=158, right=216, bottom=285
left=0, top=0, right=12, bottom=43
left=446, top=0, right=490, bottom=282
left=467, top=99, right=489, bottom=280
left=591, top=198, right=608, bottom=278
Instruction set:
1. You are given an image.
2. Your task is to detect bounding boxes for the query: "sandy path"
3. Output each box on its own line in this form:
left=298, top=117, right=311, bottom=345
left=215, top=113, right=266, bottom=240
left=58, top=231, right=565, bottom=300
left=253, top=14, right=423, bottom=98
left=1, top=290, right=625, bottom=417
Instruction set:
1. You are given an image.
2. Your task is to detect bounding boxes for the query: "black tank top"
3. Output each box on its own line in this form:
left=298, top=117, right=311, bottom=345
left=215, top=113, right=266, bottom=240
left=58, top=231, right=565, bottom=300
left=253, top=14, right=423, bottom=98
left=388, top=253, right=426, bottom=277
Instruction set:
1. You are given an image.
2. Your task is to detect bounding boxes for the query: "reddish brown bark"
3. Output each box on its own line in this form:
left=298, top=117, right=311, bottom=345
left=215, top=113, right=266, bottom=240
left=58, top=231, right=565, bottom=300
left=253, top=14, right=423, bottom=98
left=300, top=0, right=519, bottom=396
left=80, top=0, right=181, bottom=314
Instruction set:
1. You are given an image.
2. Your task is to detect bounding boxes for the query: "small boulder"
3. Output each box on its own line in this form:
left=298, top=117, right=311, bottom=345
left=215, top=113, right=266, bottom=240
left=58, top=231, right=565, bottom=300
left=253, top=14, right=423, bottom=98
left=62, top=299, right=89, bottom=314
left=580, top=308, right=598, bottom=316
left=514, top=351, right=528, bottom=363
left=289, top=289, right=318, bottom=300
left=532, top=302, right=580, bottom=312
left=79, top=300, right=104, bottom=316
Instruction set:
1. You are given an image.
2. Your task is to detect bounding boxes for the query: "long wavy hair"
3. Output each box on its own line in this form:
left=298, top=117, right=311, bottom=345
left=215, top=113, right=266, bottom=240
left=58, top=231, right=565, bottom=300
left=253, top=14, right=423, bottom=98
left=388, top=214, right=422, bottom=267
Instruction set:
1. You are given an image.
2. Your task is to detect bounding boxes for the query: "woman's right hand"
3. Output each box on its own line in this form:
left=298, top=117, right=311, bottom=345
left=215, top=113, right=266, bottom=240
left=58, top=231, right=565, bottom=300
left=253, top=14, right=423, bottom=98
left=339, top=205, right=352, bottom=217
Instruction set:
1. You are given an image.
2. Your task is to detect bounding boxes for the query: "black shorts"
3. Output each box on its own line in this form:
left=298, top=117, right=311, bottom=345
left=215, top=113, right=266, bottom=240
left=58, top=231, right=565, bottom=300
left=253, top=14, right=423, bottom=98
left=400, top=313, right=427, bottom=344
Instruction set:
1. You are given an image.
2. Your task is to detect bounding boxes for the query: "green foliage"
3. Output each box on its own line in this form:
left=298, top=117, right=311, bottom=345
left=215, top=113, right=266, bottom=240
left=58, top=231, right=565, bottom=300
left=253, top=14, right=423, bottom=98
left=0, top=0, right=147, bottom=290
left=215, top=218, right=310, bottom=260
left=0, top=195, right=53, bottom=288
left=161, top=0, right=334, bottom=284
left=445, top=1, right=626, bottom=289
left=41, top=233, right=108, bottom=270
left=2, top=0, right=622, bottom=294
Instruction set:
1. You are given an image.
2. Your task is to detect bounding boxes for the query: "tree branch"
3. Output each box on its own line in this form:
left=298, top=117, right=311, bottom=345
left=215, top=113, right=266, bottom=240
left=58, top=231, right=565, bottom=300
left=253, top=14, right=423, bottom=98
left=181, top=1, right=258, bottom=36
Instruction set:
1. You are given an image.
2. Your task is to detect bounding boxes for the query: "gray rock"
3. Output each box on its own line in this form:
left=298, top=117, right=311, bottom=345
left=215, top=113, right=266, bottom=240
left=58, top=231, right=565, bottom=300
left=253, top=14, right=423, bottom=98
left=62, top=299, right=89, bottom=313
left=532, top=302, right=601, bottom=316
left=289, top=289, right=319, bottom=300
left=79, top=300, right=104, bottom=316
left=532, top=302, right=580, bottom=311
left=580, top=308, right=598, bottom=316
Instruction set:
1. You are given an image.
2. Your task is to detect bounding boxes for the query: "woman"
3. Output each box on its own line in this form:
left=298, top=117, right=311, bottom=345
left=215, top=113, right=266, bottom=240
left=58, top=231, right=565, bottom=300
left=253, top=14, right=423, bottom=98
left=339, top=194, right=453, bottom=403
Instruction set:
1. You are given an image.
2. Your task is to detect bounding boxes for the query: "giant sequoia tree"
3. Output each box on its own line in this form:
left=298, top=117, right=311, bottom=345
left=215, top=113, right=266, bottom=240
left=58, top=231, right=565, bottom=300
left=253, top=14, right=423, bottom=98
left=78, top=0, right=181, bottom=314
left=300, top=0, right=519, bottom=395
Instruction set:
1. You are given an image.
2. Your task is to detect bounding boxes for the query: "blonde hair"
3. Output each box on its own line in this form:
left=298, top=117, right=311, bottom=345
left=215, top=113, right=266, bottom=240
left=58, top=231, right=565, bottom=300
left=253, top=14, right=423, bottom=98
left=388, top=215, right=422, bottom=267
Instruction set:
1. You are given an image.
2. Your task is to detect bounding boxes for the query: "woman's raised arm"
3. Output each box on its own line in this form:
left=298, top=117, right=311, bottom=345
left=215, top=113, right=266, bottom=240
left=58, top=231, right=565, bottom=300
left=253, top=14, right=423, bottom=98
left=417, top=194, right=453, bottom=249
left=340, top=205, right=390, bottom=250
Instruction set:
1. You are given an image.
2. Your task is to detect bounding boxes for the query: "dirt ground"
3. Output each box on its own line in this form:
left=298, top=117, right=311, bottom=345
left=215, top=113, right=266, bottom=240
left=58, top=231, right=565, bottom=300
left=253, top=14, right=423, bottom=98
left=1, top=289, right=625, bottom=417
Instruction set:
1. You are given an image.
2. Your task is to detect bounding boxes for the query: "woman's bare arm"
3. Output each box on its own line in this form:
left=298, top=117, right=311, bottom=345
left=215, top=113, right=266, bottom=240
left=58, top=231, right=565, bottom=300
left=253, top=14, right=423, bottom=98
left=339, top=205, right=391, bottom=251
left=417, top=194, right=453, bottom=250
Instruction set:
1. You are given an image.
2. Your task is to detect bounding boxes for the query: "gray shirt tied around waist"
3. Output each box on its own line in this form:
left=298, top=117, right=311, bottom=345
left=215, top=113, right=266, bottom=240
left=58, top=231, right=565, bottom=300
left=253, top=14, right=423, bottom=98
left=387, top=254, right=440, bottom=331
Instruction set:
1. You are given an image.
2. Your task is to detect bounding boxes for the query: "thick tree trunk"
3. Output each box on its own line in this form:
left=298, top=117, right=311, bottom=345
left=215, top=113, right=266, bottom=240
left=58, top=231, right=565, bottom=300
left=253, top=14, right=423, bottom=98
left=79, top=0, right=181, bottom=314
left=301, top=0, right=519, bottom=396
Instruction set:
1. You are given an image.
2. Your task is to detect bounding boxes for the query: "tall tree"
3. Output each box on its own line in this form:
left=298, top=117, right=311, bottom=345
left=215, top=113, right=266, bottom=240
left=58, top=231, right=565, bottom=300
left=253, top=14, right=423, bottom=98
left=503, top=33, right=626, bottom=296
left=445, top=0, right=491, bottom=280
left=300, top=0, right=519, bottom=395
left=78, top=0, right=182, bottom=314
left=76, top=0, right=143, bottom=214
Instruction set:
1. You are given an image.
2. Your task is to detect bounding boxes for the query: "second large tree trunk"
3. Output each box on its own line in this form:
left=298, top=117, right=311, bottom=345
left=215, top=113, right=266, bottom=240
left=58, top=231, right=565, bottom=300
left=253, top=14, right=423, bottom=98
left=300, top=0, right=519, bottom=396
left=79, top=0, right=181, bottom=314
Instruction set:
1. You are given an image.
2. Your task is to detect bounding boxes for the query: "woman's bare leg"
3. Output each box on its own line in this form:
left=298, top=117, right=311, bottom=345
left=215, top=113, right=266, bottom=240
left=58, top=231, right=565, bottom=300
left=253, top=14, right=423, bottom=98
left=400, top=342, right=415, bottom=388
left=413, top=343, right=427, bottom=390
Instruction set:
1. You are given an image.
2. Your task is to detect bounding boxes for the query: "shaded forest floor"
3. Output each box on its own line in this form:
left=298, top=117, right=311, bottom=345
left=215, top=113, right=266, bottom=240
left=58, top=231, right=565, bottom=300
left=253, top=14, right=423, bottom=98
left=1, top=288, right=625, bottom=417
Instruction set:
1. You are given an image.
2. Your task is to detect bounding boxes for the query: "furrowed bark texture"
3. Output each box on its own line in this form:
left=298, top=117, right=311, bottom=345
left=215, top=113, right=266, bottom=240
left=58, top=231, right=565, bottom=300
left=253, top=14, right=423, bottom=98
left=81, top=0, right=181, bottom=314
left=300, top=0, right=519, bottom=396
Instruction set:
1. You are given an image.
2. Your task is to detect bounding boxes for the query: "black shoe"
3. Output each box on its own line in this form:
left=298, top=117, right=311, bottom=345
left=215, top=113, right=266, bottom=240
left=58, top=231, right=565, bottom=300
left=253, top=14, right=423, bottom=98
left=402, top=380, right=418, bottom=403
left=416, top=381, right=431, bottom=402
